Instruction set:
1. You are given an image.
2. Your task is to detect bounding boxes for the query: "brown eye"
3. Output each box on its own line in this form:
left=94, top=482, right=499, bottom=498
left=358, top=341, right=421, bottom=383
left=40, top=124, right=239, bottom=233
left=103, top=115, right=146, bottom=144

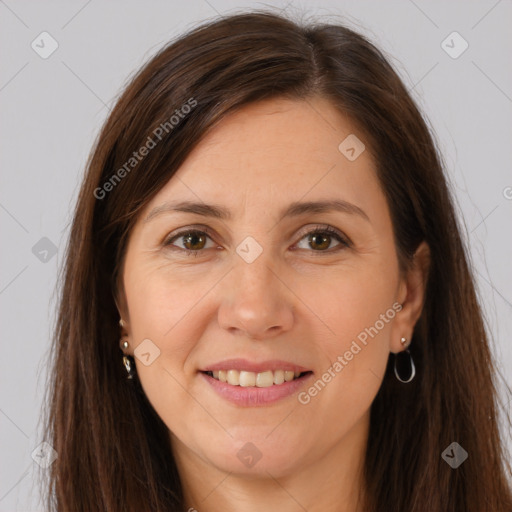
left=295, top=226, right=350, bottom=253
left=308, top=232, right=331, bottom=251
left=164, top=229, right=216, bottom=255
left=181, top=232, right=207, bottom=251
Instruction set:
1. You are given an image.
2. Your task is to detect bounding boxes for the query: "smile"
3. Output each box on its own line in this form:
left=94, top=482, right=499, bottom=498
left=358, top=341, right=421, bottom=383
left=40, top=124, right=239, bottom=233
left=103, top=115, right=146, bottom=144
left=199, top=359, right=314, bottom=406
left=204, top=369, right=309, bottom=387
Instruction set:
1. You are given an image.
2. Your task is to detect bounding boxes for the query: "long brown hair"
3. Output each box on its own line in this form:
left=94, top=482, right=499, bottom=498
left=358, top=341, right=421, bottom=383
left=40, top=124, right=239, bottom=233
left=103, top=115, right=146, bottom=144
left=41, top=10, right=512, bottom=511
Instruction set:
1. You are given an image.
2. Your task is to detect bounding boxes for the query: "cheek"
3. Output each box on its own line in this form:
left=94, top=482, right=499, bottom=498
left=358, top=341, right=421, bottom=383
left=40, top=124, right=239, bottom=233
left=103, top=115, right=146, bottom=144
left=292, top=262, right=396, bottom=418
left=294, top=256, right=398, bottom=352
left=125, top=263, right=207, bottom=343
left=123, top=270, right=210, bottom=441
left=123, top=266, right=207, bottom=399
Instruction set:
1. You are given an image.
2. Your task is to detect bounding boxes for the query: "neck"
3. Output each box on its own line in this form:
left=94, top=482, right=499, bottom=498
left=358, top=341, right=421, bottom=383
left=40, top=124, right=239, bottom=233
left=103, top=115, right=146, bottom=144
left=172, top=413, right=369, bottom=512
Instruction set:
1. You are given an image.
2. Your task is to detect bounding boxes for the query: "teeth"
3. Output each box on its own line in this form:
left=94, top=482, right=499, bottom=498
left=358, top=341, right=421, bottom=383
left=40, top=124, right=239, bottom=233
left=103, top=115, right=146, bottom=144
left=256, top=371, right=273, bottom=387
left=227, top=369, right=240, bottom=386
left=273, top=370, right=284, bottom=385
left=207, top=369, right=305, bottom=387
left=240, top=371, right=256, bottom=387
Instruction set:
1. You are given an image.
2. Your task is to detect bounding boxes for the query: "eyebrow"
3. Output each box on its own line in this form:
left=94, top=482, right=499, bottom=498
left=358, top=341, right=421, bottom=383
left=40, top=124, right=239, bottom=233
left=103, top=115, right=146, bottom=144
left=144, top=199, right=370, bottom=224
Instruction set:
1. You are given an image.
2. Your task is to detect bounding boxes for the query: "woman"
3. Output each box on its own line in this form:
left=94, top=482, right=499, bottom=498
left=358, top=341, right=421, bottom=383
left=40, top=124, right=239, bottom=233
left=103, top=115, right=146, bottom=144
left=42, top=10, right=512, bottom=512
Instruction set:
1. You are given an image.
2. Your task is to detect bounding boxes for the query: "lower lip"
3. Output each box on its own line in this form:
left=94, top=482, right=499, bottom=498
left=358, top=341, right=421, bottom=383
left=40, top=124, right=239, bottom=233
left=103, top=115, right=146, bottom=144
left=200, top=372, right=314, bottom=407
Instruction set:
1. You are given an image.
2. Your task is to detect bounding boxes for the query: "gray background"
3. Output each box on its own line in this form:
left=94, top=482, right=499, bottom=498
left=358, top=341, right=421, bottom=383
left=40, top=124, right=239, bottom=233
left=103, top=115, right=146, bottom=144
left=1, top=0, right=511, bottom=509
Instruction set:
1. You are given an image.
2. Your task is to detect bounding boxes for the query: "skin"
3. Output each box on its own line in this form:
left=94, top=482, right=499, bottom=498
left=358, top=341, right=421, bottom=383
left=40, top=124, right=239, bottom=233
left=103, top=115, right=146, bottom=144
left=116, top=96, right=430, bottom=512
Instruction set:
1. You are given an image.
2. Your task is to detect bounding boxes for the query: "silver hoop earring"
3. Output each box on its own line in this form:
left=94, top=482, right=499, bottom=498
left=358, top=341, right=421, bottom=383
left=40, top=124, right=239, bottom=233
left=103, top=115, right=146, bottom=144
left=394, top=348, right=416, bottom=383
left=122, top=355, right=135, bottom=380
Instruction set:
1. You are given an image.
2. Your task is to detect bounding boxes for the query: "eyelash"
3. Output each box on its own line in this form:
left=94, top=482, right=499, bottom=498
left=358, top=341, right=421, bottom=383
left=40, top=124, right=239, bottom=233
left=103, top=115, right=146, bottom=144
left=163, top=225, right=351, bottom=257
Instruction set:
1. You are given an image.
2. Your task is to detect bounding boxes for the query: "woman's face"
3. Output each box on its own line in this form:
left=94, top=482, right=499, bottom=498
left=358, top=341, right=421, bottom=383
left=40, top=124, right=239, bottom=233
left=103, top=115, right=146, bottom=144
left=119, top=97, right=423, bottom=478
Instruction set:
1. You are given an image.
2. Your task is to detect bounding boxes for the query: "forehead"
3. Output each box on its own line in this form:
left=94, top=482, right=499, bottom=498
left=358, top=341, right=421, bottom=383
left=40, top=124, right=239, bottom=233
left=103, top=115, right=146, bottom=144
left=141, top=96, right=381, bottom=219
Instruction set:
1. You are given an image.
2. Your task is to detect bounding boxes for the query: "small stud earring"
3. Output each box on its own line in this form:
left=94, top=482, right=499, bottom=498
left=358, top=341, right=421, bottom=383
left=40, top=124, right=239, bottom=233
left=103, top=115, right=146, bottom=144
left=400, top=337, right=408, bottom=347
left=120, top=339, right=129, bottom=350
left=119, top=319, right=125, bottom=328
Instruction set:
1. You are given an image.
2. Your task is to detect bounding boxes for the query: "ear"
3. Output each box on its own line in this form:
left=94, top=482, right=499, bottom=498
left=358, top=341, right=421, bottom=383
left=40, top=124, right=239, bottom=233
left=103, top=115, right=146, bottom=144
left=390, top=241, right=430, bottom=354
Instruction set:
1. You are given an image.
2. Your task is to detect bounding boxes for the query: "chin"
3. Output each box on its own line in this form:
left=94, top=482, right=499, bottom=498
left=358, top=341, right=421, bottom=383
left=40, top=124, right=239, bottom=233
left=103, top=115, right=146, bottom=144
left=198, top=429, right=308, bottom=478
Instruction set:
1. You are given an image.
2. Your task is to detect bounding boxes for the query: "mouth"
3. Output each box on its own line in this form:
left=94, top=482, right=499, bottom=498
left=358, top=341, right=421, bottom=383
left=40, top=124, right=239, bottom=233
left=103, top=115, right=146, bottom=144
left=199, top=359, right=314, bottom=406
left=201, top=369, right=312, bottom=387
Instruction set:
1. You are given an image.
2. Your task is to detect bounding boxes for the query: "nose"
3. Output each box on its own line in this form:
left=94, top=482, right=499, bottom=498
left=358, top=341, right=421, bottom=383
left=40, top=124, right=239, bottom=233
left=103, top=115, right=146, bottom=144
left=217, top=252, right=295, bottom=341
